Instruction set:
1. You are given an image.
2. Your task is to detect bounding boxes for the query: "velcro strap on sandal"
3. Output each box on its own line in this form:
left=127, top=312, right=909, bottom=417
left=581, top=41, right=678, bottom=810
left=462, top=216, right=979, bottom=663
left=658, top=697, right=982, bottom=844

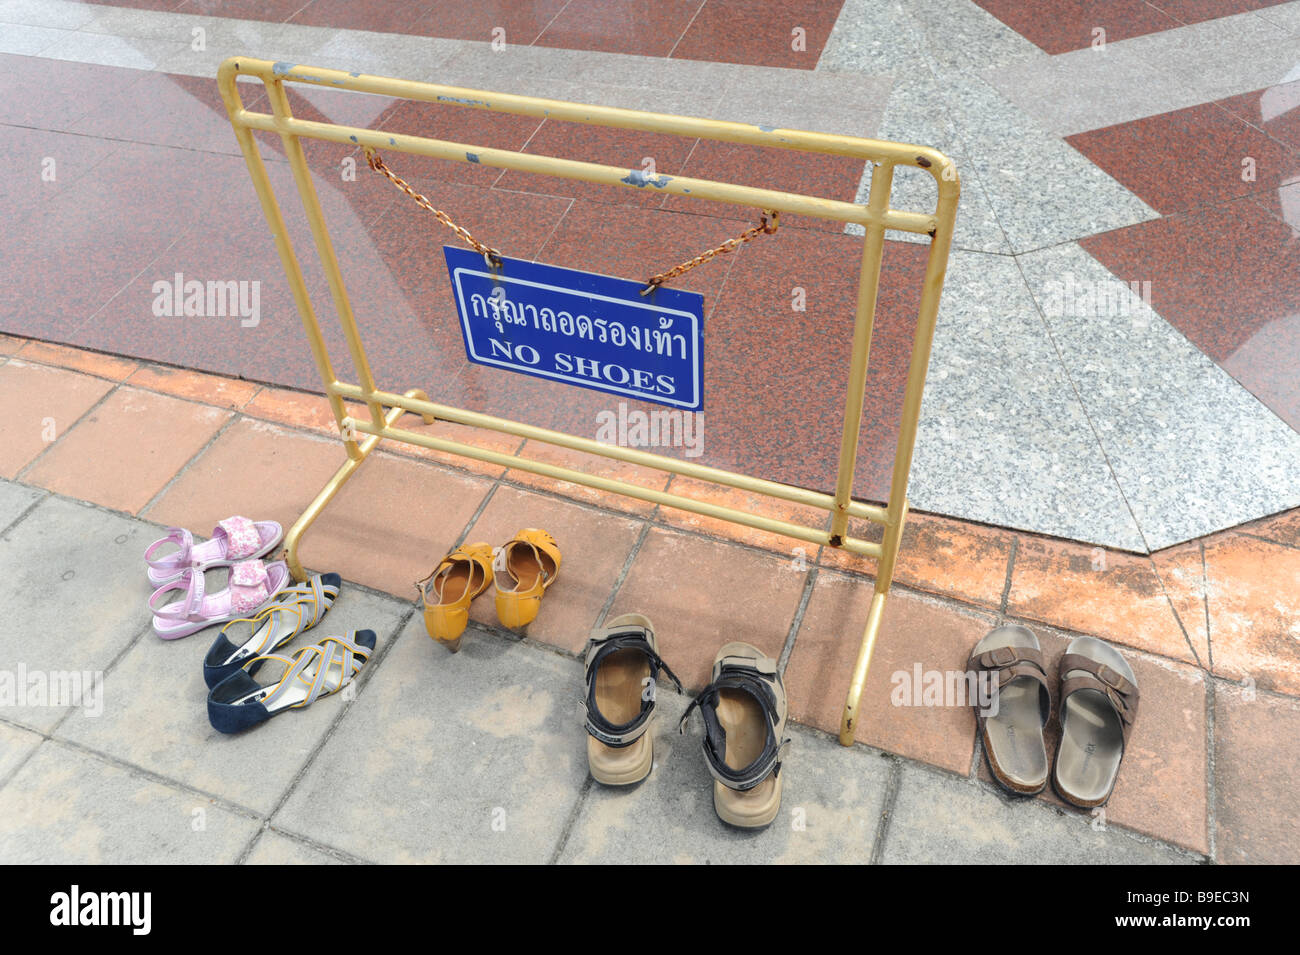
left=1059, top=653, right=1139, bottom=739
left=217, top=516, right=261, bottom=560
left=229, top=560, right=270, bottom=616
left=582, top=627, right=682, bottom=748
left=679, top=670, right=786, bottom=792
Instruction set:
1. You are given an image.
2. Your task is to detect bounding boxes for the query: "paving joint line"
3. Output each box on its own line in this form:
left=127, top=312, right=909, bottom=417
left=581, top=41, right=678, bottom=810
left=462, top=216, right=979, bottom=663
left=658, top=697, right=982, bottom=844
left=592, top=518, right=653, bottom=629
left=867, top=755, right=902, bottom=865
left=1204, top=674, right=1218, bottom=862
left=546, top=774, right=594, bottom=865
left=1149, top=550, right=1207, bottom=671
left=665, top=0, right=709, bottom=60
left=998, top=533, right=1017, bottom=614
left=0, top=486, right=50, bottom=540
left=250, top=823, right=379, bottom=865
left=12, top=381, right=121, bottom=485
left=137, top=410, right=240, bottom=518
left=235, top=602, right=419, bottom=863
left=776, top=564, right=819, bottom=674
left=1199, top=539, right=1214, bottom=672
left=38, top=734, right=266, bottom=824
left=529, top=0, right=576, bottom=48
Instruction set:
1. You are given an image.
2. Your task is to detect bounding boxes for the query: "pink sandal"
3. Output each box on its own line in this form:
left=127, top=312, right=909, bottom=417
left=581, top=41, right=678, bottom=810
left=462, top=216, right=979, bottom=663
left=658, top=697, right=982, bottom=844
left=144, top=516, right=282, bottom=586
left=150, top=559, right=291, bottom=640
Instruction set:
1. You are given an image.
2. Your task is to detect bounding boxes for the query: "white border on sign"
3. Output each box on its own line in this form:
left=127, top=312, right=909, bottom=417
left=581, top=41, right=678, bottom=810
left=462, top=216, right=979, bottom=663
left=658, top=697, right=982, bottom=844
left=451, top=265, right=703, bottom=410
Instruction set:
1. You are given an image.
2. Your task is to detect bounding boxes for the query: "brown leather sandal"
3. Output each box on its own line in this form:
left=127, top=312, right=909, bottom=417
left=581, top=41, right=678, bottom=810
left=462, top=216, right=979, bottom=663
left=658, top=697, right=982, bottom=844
left=968, top=625, right=1052, bottom=796
left=1053, top=636, right=1139, bottom=809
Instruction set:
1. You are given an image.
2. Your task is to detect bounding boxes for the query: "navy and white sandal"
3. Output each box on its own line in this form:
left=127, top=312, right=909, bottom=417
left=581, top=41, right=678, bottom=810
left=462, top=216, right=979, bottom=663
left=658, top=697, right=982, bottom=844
left=202, top=572, right=342, bottom=688
left=207, top=630, right=376, bottom=734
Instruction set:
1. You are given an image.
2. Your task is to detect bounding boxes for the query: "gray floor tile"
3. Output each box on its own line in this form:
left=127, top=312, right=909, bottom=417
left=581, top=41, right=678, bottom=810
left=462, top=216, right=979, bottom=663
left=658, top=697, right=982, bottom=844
left=875, top=75, right=964, bottom=158
left=0, top=740, right=259, bottom=863
left=244, top=829, right=350, bottom=865
left=969, top=134, right=1157, bottom=253
left=0, top=721, right=43, bottom=782
left=816, top=0, right=931, bottom=74
left=0, top=497, right=156, bottom=732
left=39, top=30, right=185, bottom=71
left=1121, top=11, right=1298, bottom=103
left=906, top=0, right=1043, bottom=74
left=0, top=480, right=44, bottom=533
left=273, top=619, right=589, bottom=863
left=58, top=585, right=411, bottom=815
left=983, top=45, right=1191, bottom=136
left=1258, top=1, right=1300, bottom=34
left=1019, top=244, right=1300, bottom=550
left=715, top=67, right=891, bottom=137
left=931, top=78, right=1158, bottom=252
left=909, top=251, right=1147, bottom=551
left=80, top=7, right=227, bottom=42
left=560, top=694, right=890, bottom=864
left=880, top=764, right=1195, bottom=864
left=0, top=0, right=98, bottom=29
left=0, top=22, right=67, bottom=55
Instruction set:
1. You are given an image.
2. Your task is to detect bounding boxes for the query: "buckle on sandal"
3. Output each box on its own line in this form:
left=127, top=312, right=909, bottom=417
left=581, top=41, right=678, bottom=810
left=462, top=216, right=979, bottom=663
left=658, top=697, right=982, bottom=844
left=986, top=646, right=1016, bottom=667
left=1095, top=664, right=1125, bottom=691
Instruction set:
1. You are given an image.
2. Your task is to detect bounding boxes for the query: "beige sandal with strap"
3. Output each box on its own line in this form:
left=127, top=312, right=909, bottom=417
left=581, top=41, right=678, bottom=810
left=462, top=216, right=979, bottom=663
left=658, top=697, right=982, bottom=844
left=493, top=529, right=561, bottom=630
left=419, top=542, right=494, bottom=652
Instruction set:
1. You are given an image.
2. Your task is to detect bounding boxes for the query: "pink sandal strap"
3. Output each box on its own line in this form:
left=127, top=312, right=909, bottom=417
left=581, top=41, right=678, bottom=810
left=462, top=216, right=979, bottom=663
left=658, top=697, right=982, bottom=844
left=150, top=568, right=206, bottom=620
left=215, top=516, right=262, bottom=561
left=144, top=528, right=193, bottom=573
left=229, top=559, right=271, bottom=616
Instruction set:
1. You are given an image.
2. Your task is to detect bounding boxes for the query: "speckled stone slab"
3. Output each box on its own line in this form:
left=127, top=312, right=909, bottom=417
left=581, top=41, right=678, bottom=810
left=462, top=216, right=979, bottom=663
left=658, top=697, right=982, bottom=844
left=908, top=250, right=1147, bottom=551
left=1018, top=243, right=1300, bottom=551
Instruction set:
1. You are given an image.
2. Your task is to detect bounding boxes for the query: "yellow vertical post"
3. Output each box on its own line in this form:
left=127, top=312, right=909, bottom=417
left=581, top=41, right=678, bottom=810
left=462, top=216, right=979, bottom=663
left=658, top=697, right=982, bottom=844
left=261, top=78, right=388, bottom=433
left=215, top=70, right=361, bottom=461
left=829, top=161, right=894, bottom=545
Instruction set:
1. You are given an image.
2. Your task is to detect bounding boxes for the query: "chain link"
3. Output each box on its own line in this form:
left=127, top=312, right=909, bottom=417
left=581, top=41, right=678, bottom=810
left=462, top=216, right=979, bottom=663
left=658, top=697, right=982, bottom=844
left=364, top=148, right=503, bottom=268
left=640, top=210, right=779, bottom=295
left=364, top=148, right=780, bottom=290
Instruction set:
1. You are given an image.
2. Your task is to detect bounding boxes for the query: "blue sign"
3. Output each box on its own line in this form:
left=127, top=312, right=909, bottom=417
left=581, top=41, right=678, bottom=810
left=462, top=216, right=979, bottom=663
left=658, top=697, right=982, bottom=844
left=444, top=246, right=704, bottom=411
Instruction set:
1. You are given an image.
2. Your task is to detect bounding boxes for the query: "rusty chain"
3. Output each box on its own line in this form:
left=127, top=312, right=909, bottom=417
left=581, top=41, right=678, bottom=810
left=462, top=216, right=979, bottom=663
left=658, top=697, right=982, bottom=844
left=364, top=147, right=503, bottom=268
left=640, top=210, right=779, bottom=295
left=364, top=148, right=780, bottom=291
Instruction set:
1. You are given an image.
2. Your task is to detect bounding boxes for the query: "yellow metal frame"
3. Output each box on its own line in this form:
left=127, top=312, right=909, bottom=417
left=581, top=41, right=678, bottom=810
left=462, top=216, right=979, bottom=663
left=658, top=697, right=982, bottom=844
left=217, top=56, right=959, bottom=746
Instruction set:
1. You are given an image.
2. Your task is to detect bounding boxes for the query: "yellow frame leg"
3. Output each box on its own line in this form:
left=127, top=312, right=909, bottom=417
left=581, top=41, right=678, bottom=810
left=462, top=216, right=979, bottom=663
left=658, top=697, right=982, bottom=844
left=283, top=390, right=434, bottom=581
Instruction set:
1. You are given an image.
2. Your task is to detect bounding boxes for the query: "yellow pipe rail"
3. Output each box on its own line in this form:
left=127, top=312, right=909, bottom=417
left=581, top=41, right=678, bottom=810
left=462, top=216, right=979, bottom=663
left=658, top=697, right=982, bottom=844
left=217, top=56, right=959, bottom=747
